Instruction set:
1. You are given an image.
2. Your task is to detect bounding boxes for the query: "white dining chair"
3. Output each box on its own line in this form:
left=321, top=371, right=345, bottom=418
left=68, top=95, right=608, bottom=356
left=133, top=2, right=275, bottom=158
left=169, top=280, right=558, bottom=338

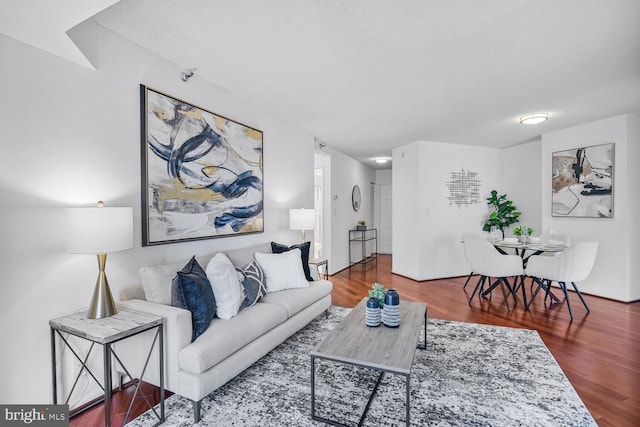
left=463, top=239, right=525, bottom=310
left=461, top=232, right=485, bottom=289
left=525, top=241, right=598, bottom=320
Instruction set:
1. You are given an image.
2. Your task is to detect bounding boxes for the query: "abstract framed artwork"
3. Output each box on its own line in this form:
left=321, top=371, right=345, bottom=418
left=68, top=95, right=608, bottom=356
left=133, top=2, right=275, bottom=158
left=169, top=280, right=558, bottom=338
left=551, top=142, right=614, bottom=218
left=140, top=85, right=263, bottom=246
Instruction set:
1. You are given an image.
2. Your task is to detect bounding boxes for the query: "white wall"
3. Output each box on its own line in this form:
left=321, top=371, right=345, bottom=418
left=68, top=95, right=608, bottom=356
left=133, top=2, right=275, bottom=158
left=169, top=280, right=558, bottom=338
left=628, top=113, right=640, bottom=301
left=541, top=114, right=637, bottom=301
left=0, top=20, right=315, bottom=405
left=322, top=146, right=376, bottom=273
left=393, top=141, right=501, bottom=280
left=500, top=139, right=543, bottom=235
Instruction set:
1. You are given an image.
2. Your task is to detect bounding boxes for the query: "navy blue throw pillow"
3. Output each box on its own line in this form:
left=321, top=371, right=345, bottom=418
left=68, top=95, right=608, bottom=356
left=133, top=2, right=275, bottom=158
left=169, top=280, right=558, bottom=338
left=237, top=260, right=267, bottom=310
left=171, top=257, right=216, bottom=342
left=271, top=241, right=313, bottom=281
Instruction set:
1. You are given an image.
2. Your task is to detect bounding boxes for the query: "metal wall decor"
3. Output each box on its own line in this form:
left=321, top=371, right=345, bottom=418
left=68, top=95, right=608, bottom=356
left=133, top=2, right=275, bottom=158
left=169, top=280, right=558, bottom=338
left=140, top=85, right=264, bottom=246
left=552, top=142, right=614, bottom=218
left=446, top=168, right=481, bottom=207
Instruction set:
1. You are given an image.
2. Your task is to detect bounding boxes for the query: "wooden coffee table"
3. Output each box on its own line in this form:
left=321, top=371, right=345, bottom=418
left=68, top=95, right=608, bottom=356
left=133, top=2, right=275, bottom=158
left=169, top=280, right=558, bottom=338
left=311, top=298, right=427, bottom=426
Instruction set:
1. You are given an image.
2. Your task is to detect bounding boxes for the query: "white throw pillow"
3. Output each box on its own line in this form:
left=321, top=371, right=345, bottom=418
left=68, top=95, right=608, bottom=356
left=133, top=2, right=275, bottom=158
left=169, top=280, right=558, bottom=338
left=206, top=253, right=245, bottom=319
left=255, top=249, right=310, bottom=293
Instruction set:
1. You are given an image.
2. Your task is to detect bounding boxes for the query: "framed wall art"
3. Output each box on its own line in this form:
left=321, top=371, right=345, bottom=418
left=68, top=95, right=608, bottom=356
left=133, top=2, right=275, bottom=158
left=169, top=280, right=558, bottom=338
left=551, top=142, right=614, bottom=218
left=140, top=85, right=264, bottom=246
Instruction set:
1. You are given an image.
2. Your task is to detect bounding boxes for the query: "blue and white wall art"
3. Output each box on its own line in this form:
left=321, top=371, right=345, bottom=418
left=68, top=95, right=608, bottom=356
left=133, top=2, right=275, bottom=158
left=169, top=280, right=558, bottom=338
left=141, top=85, right=264, bottom=245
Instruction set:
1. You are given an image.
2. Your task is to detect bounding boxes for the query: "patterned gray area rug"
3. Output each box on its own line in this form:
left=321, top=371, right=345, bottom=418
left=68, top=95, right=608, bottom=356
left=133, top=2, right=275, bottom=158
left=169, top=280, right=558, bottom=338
left=128, top=306, right=596, bottom=426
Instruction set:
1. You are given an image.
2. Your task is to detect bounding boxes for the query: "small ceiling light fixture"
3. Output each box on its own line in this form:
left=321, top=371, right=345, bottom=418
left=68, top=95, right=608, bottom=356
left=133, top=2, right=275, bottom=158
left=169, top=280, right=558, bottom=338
left=520, top=113, right=549, bottom=125
left=375, top=158, right=388, bottom=164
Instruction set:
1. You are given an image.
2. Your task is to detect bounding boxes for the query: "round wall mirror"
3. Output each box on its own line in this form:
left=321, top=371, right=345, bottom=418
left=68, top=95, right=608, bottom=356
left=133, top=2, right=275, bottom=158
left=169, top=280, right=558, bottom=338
left=352, top=185, right=361, bottom=211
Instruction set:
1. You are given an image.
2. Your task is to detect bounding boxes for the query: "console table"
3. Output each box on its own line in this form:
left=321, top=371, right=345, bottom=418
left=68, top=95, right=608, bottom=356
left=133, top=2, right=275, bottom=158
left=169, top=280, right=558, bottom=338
left=50, top=309, right=165, bottom=427
left=349, top=228, right=377, bottom=267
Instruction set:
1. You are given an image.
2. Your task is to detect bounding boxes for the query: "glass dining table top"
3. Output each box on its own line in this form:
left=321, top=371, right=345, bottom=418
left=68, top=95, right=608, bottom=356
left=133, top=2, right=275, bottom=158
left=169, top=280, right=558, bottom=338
left=491, top=239, right=568, bottom=253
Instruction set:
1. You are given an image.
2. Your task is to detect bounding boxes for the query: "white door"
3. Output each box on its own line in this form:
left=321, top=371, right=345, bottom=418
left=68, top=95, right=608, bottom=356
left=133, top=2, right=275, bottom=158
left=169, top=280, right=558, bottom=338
left=379, top=183, right=393, bottom=254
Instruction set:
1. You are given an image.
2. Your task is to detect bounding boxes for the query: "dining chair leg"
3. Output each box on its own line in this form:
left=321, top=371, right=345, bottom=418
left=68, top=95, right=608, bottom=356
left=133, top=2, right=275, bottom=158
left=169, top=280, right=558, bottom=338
left=526, top=277, right=544, bottom=310
left=468, top=276, right=485, bottom=305
left=483, top=277, right=503, bottom=297
left=543, top=279, right=552, bottom=303
left=571, top=282, right=591, bottom=314
left=519, top=275, right=528, bottom=308
left=559, top=281, right=574, bottom=320
left=499, top=278, right=511, bottom=311
left=505, top=277, right=518, bottom=303
left=463, top=272, right=474, bottom=290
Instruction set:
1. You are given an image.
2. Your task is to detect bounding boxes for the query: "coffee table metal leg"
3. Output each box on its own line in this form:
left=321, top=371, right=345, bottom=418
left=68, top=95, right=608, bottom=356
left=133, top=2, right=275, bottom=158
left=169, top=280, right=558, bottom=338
left=358, top=372, right=384, bottom=426
left=406, top=374, right=410, bottom=426
left=310, top=355, right=316, bottom=419
left=418, top=308, right=427, bottom=350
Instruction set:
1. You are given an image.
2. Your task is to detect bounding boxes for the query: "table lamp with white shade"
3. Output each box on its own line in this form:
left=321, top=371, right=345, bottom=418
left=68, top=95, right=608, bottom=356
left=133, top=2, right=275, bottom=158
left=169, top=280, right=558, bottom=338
left=66, top=202, right=133, bottom=319
left=289, top=208, right=315, bottom=242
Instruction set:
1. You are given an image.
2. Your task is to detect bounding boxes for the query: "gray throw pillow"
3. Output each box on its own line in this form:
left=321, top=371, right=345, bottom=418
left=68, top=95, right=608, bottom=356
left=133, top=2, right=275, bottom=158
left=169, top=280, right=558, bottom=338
left=172, top=256, right=216, bottom=342
left=237, top=259, right=267, bottom=310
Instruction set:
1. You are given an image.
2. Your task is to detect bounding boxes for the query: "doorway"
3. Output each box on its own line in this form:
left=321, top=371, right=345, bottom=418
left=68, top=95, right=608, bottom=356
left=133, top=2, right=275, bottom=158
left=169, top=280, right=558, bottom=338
left=313, top=152, right=331, bottom=267
left=378, top=183, right=393, bottom=253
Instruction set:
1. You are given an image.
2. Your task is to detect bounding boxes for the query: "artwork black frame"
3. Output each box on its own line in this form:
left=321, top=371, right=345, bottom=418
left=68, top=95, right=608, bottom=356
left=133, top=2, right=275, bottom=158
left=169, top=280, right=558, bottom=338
left=140, top=85, right=264, bottom=246
left=551, top=142, right=614, bottom=218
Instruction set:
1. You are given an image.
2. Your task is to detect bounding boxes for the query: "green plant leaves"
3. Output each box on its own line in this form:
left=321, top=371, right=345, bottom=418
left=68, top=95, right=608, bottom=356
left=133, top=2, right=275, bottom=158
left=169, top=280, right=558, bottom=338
left=482, top=190, right=521, bottom=234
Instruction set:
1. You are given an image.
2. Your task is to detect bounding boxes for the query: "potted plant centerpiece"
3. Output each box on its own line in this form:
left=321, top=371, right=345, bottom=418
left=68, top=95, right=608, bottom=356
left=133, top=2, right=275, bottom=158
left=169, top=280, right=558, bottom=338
left=513, top=226, right=534, bottom=243
left=368, top=282, right=387, bottom=308
left=356, top=220, right=367, bottom=231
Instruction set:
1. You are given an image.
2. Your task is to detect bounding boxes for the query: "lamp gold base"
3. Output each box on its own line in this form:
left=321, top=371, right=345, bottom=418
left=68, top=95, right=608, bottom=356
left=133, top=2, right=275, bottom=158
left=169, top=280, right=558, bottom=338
left=87, top=253, right=118, bottom=319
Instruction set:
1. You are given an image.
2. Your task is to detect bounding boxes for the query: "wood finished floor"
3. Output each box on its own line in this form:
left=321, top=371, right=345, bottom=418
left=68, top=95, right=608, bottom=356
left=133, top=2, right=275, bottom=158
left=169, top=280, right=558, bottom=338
left=71, top=254, right=640, bottom=426
left=332, top=255, right=640, bottom=427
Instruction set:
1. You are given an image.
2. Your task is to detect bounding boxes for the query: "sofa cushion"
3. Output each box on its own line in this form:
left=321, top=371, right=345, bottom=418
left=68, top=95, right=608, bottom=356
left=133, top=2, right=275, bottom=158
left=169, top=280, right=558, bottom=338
left=139, top=260, right=186, bottom=305
left=139, top=254, right=214, bottom=305
left=171, top=257, right=216, bottom=342
left=206, top=253, right=244, bottom=320
left=178, top=302, right=288, bottom=374
left=255, top=249, right=309, bottom=293
left=271, top=241, right=313, bottom=281
left=260, top=280, right=333, bottom=318
left=237, top=260, right=267, bottom=310
left=225, top=242, right=271, bottom=268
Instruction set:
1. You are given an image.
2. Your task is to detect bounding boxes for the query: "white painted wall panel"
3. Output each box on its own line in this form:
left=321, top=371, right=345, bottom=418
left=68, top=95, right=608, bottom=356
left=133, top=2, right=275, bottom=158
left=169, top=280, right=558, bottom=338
left=541, top=115, right=631, bottom=301
left=393, top=141, right=501, bottom=281
left=0, top=20, right=315, bottom=405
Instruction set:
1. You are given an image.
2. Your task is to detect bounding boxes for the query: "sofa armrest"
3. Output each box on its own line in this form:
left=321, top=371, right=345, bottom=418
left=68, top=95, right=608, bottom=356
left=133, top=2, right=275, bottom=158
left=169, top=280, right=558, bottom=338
left=115, top=299, right=192, bottom=392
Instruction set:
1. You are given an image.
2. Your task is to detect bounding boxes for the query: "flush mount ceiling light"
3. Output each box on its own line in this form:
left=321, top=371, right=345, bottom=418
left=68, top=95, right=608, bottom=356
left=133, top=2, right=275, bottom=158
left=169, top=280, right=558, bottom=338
left=375, top=158, right=388, bottom=164
left=520, top=113, right=549, bottom=125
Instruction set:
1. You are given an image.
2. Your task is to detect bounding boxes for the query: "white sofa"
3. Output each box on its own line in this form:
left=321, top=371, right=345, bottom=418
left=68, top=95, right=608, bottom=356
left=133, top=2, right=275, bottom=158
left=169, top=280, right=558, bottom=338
left=116, top=242, right=332, bottom=422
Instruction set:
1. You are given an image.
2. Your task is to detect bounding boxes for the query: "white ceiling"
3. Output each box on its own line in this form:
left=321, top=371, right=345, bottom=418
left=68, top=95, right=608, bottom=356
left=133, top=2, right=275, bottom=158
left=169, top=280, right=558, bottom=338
left=0, top=0, right=118, bottom=68
left=5, top=1, right=640, bottom=169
